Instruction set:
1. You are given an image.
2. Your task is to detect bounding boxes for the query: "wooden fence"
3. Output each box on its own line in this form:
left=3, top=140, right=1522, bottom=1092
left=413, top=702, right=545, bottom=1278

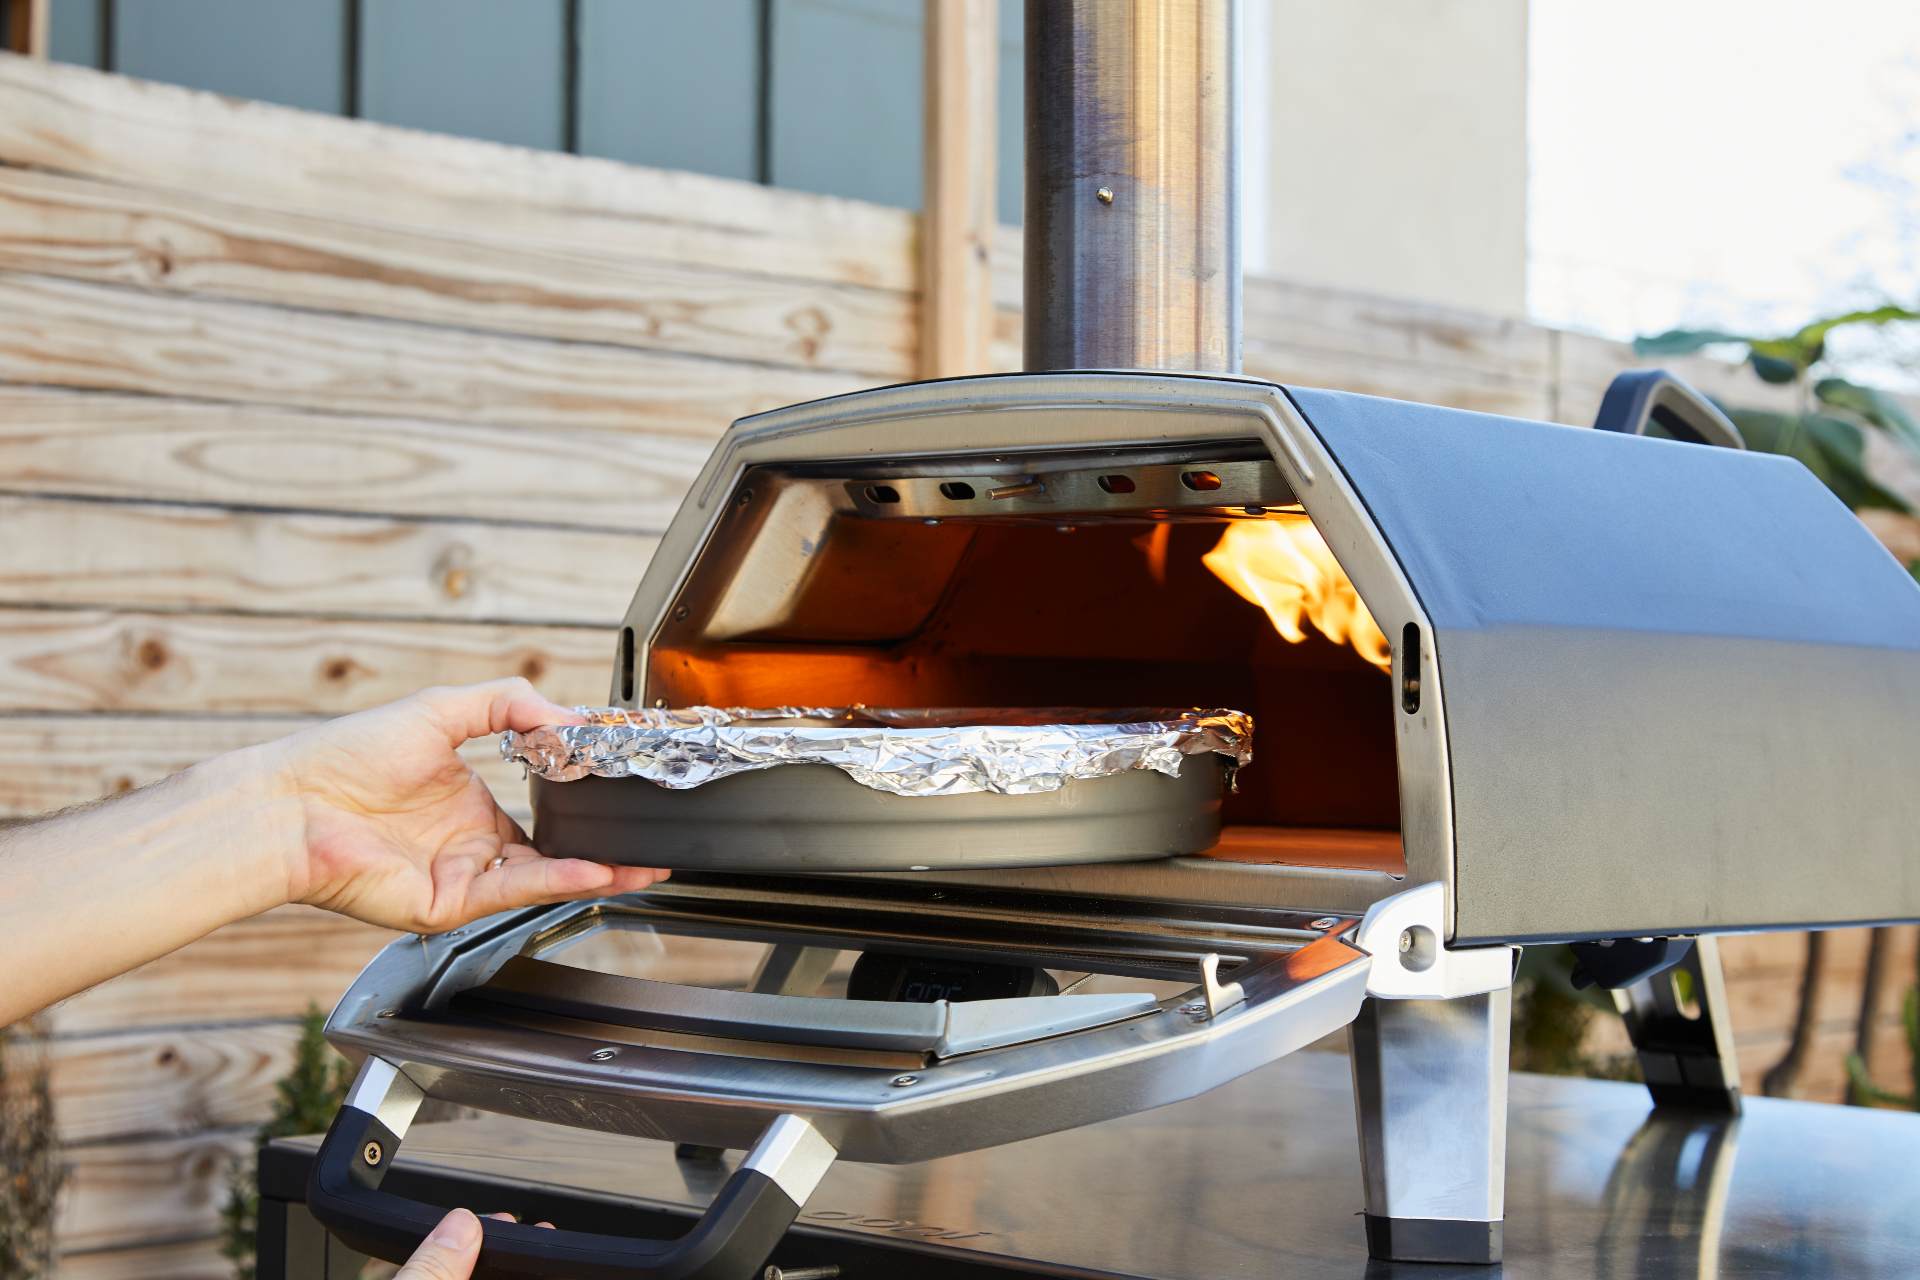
left=0, top=52, right=1911, bottom=1276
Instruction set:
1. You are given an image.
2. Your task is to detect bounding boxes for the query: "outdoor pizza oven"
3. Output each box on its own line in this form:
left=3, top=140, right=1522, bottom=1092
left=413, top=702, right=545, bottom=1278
left=619, top=369, right=1920, bottom=947
left=305, top=3, right=1920, bottom=1275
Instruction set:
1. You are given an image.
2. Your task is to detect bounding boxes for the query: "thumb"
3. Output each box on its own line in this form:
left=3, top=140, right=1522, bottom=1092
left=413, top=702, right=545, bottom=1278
left=396, top=1208, right=482, bottom=1280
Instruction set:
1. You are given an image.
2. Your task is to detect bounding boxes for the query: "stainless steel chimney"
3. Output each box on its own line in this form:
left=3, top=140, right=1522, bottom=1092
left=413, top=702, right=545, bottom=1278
left=1024, top=0, right=1242, bottom=373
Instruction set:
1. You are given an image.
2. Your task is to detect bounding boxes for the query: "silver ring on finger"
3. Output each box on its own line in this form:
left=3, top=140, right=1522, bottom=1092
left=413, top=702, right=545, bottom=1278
left=485, top=853, right=510, bottom=873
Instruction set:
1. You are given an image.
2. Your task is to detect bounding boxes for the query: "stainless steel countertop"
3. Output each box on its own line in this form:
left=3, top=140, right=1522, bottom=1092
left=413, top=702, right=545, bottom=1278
left=300, top=1048, right=1920, bottom=1278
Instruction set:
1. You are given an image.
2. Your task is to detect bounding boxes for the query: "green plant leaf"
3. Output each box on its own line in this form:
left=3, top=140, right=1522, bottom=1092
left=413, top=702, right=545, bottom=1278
left=1815, top=377, right=1920, bottom=454
left=1790, top=303, right=1920, bottom=347
left=1634, top=305, right=1920, bottom=387
left=1632, top=328, right=1758, bottom=358
left=1748, top=351, right=1806, bottom=383
left=1726, top=409, right=1909, bottom=510
left=1844, top=1051, right=1916, bottom=1109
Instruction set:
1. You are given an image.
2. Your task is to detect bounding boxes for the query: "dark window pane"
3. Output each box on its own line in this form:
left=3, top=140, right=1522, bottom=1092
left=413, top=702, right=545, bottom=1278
left=769, top=0, right=922, bottom=209
left=48, top=0, right=105, bottom=68
left=577, top=0, right=758, bottom=180
left=359, top=0, right=566, bottom=150
left=114, top=0, right=348, bottom=113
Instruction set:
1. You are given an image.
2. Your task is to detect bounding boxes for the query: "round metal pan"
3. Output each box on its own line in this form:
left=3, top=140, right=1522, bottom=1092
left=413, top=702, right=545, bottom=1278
left=528, top=755, right=1227, bottom=873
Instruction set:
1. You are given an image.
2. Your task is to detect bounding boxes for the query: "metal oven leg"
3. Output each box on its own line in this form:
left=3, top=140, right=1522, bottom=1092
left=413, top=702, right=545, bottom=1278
left=1613, top=936, right=1742, bottom=1112
left=1349, top=989, right=1510, bottom=1265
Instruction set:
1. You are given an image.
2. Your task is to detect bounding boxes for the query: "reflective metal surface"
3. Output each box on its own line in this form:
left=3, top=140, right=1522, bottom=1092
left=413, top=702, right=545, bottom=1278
left=324, top=893, right=1372, bottom=1163
left=622, top=373, right=1458, bottom=913
left=1286, top=383, right=1920, bottom=943
left=281, top=1050, right=1920, bottom=1279
left=1025, top=1, right=1242, bottom=372
left=1350, top=991, right=1511, bottom=1256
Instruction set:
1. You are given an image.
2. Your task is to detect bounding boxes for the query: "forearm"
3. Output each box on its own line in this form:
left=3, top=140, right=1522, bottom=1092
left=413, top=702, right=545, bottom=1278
left=0, top=745, right=296, bottom=1026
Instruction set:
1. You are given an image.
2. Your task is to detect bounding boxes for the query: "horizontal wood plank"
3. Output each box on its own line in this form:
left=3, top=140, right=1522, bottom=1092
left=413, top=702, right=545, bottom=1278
left=53, top=1127, right=251, bottom=1253
left=1241, top=337, right=1555, bottom=420
left=58, top=1236, right=231, bottom=1280
left=45, top=1021, right=305, bottom=1144
left=989, top=303, right=1556, bottom=419
left=45, top=906, right=397, bottom=1037
left=0, top=165, right=913, bottom=378
left=0, top=272, right=862, bottom=435
left=0, top=495, right=653, bottom=624
left=0, top=608, right=613, bottom=714
left=0, top=385, right=706, bottom=530
left=0, top=54, right=917, bottom=293
left=0, top=714, right=529, bottom=822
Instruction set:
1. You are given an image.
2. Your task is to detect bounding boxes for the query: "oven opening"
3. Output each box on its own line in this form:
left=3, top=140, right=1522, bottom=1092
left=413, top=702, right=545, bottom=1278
left=647, top=450, right=1406, bottom=878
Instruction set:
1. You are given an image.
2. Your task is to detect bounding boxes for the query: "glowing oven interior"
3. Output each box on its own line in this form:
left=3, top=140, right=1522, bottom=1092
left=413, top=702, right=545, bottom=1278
left=635, top=441, right=1406, bottom=878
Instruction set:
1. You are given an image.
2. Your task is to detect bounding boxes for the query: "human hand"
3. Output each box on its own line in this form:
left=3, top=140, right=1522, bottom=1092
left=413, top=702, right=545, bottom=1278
left=396, top=1209, right=554, bottom=1279
left=263, top=678, right=666, bottom=933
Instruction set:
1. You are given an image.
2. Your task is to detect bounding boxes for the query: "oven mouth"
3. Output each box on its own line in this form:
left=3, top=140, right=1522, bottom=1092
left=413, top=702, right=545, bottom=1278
left=639, top=440, right=1408, bottom=878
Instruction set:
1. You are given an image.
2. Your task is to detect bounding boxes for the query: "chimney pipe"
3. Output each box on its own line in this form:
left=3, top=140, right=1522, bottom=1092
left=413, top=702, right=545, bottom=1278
left=1023, top=0, right=1242, bottom=374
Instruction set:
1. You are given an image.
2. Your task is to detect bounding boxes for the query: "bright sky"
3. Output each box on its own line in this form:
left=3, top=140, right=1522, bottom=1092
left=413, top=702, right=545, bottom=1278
left=1528, top=0, right=1920, bottom=380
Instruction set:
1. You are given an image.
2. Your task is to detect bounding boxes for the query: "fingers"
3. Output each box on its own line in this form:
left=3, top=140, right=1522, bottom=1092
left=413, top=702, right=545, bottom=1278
left=396, top=1208, right=481, bottom=1280
left=418, top=678, right=586, bottom=745
left=459, top=848, right=670, bottom=920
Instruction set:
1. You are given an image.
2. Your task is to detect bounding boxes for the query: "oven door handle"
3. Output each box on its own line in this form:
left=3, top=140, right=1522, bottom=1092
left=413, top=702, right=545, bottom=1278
left=307, top=1059, right=835, bottom=1280
left=1592, top=368, right=1747, bottom=449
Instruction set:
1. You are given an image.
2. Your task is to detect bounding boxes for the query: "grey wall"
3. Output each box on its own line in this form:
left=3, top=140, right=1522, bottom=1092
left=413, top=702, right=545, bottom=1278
left=45, top=0, right=1026, bottom=218
left=359, top=0, right=567, bottom=150
left=578, top=0, right=760, bottom=181
left=115, top=0, right=350, bottom=114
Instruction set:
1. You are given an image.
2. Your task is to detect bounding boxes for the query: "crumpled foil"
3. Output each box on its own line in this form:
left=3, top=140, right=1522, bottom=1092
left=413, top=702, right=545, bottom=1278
left=501, top=706, right=1253, bottom=798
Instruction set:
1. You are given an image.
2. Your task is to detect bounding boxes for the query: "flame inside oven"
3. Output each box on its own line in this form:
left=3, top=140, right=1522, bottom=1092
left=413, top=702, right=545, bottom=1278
left=1202, top=516, right=1392, bottom=672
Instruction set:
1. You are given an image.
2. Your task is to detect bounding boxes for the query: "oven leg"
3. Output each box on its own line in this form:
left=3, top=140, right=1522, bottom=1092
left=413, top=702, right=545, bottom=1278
left=1349, top=989, right=1509, bottom=1265
left=1613, top=936, right=1742, bottom=1112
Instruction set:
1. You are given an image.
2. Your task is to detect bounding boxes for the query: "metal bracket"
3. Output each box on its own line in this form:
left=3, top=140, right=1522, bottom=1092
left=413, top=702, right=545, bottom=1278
left=1198, top=953, right=1245, bottom=1019
left=1613, top=935, right=1742, bottom=1112
left=1354, top=883, right=1513, bottom=1001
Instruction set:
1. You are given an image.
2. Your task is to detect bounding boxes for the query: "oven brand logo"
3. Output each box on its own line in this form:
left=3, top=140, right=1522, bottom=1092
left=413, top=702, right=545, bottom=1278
left=803, top=1209, right=996, bottom=1242
left=493, top=1086, right=669, bottom=1139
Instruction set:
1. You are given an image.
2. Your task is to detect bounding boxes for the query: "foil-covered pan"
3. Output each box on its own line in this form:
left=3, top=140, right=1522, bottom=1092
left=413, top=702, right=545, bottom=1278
left=505, top=707, right=1251, bottom=872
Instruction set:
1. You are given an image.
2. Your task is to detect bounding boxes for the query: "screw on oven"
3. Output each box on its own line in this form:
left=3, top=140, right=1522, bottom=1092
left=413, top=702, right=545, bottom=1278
left=891, top=1074, right=919, bottom=1087
left=590, top=1047, right=618, bottom=1062
left=1309, top=916, right=1340, bottom=930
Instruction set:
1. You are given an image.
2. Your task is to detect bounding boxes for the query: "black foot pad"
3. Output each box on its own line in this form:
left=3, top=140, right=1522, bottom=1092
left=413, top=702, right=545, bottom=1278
left=1364, top=1214, right=1503, bottom=1265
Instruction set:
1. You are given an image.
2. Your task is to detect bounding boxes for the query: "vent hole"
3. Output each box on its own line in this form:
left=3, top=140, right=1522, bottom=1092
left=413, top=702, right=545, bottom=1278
left=1180, top=470, right=1222, bottom=492
left=864, top=484, right=901, bottom=504
left=618, top=627, right=636, bottom=703
left=1400, top=622, right=1422, bottom=714
left=1097, top=474, right=1136, bottom=494
left=938, top=481, right=976, bottom=501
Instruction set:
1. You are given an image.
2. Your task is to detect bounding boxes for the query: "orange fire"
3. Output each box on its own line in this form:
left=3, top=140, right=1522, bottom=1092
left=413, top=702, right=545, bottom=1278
left=1202, top=516, right=1392, bottom=672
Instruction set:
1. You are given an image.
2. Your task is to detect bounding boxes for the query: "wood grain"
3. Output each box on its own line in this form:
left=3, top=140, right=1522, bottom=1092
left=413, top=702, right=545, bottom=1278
left=0, top=495, right=653, bottom=624
left=0, top=385, right=706, bottom=530
left=45, top=906, right=397, bottom=1036
left=0, top=54, right=917, bottom=293
left=0, top=166, right=914, bottom=378
left=58, top=1236, right=231, bottom=1280
left=0, top=272, right=863, bottom=435
left=0, top=608, right=614, bottom=714
left=44, top=1021, right=307, bottom=1144
left=919, top=0, right=997, bottom=379
left=52, top=1127, right=252, bottom=1253
left=989, top=300, right=1557, bottom=419
left=0, top=714, right=529, bottom=821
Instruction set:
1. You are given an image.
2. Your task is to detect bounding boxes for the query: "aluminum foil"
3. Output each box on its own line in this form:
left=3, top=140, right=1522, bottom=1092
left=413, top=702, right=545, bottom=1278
left=501, top=706, right=1252, bottom=798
